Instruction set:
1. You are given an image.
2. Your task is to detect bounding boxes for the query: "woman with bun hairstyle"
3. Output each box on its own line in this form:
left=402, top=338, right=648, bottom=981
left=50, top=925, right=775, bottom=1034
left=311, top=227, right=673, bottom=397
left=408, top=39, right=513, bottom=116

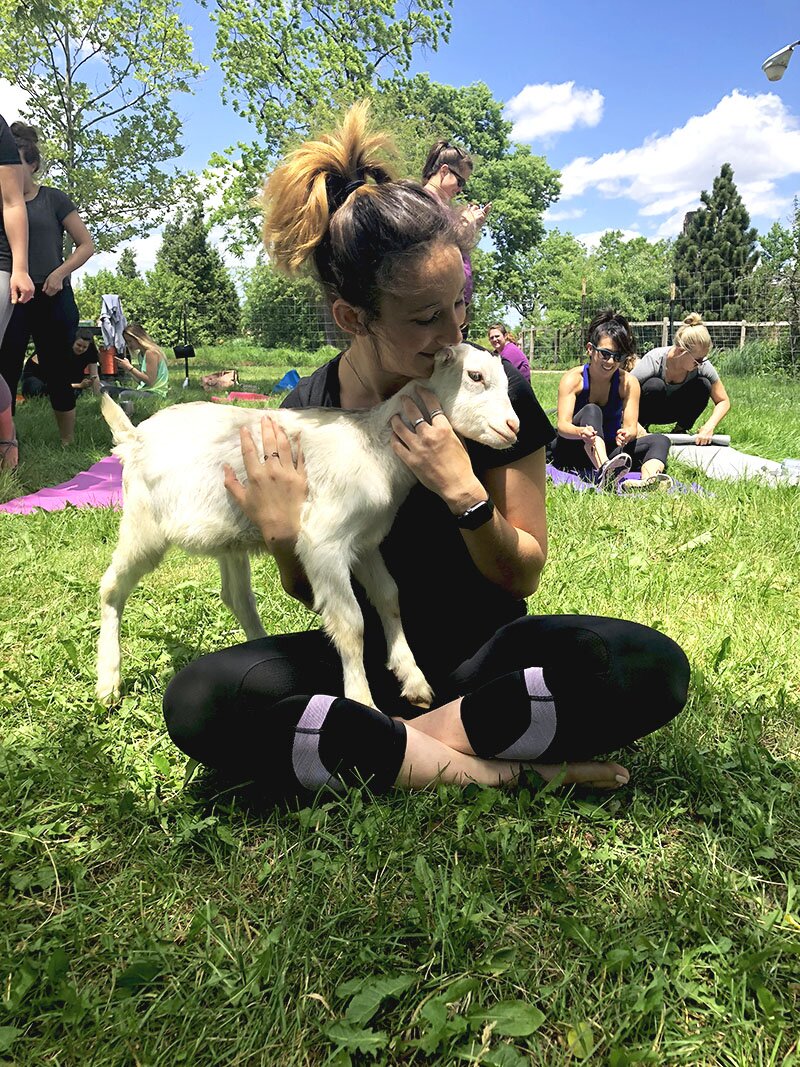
left=632, top=313, right=731, bottom=445
left=162, top=103, right=689, bottom=802
left=553, top=310, right=672, bottom=491
left=0, top=123, right=94, bottom=446
left=421, top=139, right=490, bottom=338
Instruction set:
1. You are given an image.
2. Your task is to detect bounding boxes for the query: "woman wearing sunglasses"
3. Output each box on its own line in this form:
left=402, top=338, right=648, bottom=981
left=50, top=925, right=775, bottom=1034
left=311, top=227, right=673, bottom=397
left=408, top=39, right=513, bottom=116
left=422, top=140, right=490, bottom=338
left=632, top=313, right=730, bottom=445
left=553, top=310, right=671, bottom=490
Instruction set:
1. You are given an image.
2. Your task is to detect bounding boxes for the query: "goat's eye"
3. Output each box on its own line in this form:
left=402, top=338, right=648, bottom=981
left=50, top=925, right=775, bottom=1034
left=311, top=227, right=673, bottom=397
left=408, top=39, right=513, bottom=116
left=468, top=371, right=484, bottom=383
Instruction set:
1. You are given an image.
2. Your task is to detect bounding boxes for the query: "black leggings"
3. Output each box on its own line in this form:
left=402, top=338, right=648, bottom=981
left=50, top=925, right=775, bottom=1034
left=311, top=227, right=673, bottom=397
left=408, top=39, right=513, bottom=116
left=552, top=404, right=670, bottom=473
left=163, top=615, right=690, bottom=800
left=638, top=376, right=711, bottom=431
left=0, top=285, right=79, bottom=413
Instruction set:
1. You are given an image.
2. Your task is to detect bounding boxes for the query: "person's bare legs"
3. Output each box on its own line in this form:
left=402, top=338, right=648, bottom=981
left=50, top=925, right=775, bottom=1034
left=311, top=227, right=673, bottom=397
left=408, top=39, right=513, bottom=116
left=398, top=702, right=629, bottom=790
left=640, top=458, right=665, bottom=480
left=585, top=432, right=607, bottom=471
left=54, top=407, right=76, bottom=446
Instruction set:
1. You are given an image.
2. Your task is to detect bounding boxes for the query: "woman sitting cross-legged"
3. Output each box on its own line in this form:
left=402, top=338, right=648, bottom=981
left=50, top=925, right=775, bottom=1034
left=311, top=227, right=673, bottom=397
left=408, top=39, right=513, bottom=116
left=552, top=310, right=672, bottom=492
left=162, top=105, right=690, bottom=802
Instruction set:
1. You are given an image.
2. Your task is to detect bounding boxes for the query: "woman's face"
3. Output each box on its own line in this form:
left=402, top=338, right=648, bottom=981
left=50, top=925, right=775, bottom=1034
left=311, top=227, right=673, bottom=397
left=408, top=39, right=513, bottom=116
left=675, top=345, right=709, bottom=370
left=18, top=151, right=38, bottom=189
left=369, top=243, right=467, bottom=380
left=438, top=163, right=467, bottom=203
left=488, top=328, right=506, bottom=353
left=587, top=333, right=624, bottom=376
left=73, top=338, right=90, bottom=357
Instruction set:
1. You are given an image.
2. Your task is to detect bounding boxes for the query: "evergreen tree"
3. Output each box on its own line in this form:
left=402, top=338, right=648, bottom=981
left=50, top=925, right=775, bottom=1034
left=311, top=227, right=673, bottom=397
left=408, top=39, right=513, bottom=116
left=146, top=205, right=241, bottom=344
left=673, top=163, right=758, bottom=320
left=118, top=248, right=140, bottom=280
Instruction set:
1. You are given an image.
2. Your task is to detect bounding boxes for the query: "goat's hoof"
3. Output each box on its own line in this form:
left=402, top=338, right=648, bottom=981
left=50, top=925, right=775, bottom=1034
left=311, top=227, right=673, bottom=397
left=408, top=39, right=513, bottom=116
left=96, top=679, right=121, bottom=705
left=401, top=677, right=434, bottom=709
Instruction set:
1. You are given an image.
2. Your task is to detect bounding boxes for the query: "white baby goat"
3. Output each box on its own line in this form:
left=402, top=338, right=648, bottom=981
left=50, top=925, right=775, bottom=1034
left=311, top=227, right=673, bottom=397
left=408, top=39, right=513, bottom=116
left=96, top=344, right=519, bottom=708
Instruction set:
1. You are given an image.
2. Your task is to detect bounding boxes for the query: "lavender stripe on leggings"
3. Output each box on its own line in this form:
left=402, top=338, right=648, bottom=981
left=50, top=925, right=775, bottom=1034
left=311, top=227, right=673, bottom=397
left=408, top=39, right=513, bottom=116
left=291, top=694, right=344, bottom=792
left=495, top=666, right=557, bottom=761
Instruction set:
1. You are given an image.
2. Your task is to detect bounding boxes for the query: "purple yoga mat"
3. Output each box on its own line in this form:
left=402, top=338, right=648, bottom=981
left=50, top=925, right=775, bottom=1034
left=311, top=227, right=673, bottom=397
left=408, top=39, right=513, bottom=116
left=0, top=455, right=123, bottom=515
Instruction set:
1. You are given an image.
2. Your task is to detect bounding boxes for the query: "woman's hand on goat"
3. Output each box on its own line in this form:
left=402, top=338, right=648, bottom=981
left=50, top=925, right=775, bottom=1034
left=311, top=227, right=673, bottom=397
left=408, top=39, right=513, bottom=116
left=390, top=388, right=485, bottom=514
left=224, top=416, right=307, bottom=547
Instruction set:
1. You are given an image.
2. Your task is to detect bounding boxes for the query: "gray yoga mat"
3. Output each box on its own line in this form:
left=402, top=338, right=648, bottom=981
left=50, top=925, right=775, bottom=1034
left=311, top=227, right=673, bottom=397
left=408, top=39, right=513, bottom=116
left=665, top=433, right=731, bottom=446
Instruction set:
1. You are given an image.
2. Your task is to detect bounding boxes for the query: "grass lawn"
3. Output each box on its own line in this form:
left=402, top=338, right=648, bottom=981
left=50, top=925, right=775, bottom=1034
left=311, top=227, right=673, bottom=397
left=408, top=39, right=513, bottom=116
left=1, top=350, right=799, bottom=1065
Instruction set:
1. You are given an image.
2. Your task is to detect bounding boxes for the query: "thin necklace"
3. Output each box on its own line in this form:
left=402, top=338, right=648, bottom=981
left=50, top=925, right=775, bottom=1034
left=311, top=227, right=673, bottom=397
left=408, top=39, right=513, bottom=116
left=345, top=353, right=372, bottom=397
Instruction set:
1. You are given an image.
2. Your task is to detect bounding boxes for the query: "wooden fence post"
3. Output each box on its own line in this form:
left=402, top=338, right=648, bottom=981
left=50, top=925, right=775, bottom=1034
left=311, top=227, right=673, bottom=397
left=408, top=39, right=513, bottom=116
left=661, top=317, right=669, bottom=347
left=740, top=322, right=747, bottom=349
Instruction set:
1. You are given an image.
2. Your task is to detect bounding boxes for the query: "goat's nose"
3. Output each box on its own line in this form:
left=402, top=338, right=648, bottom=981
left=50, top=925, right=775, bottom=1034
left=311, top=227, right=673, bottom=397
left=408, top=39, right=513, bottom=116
left=507, top=415, right=520, bottom=436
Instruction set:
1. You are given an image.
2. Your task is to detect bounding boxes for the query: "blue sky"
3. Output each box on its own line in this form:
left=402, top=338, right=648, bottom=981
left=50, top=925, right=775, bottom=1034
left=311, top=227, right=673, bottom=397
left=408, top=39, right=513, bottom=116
left=2, top=0, right=799, bottom=275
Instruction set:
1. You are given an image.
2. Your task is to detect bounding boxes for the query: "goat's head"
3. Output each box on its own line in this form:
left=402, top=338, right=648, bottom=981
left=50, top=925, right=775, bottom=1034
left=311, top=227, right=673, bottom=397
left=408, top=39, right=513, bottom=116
left=427, top=344, right=520, bottom=449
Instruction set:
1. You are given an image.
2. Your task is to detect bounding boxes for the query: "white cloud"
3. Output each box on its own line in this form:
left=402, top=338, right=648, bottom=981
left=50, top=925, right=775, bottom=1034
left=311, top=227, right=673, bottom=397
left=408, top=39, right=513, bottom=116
left=544, top=205, right=586, bottom=223
left=575, top=227, right=642, bottom=250
left=0, top=79, right=30, bottom=124
left=505, top=81, right=604, bottom=142
left=559, top=90, right=800, bottom=235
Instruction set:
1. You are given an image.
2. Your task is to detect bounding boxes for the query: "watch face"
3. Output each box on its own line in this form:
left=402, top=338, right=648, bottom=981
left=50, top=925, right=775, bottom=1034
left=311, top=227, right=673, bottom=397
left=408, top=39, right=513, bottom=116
left=457, top=498, right=494, bottom=530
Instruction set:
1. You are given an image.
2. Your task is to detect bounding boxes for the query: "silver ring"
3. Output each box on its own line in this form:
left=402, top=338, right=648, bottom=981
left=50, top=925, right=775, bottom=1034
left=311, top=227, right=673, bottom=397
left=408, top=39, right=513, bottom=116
left=411, top=417, right=426, bottom=428
left=265, top=451, right=280, bottom=459
left=429, top=408, right=444, bottom=419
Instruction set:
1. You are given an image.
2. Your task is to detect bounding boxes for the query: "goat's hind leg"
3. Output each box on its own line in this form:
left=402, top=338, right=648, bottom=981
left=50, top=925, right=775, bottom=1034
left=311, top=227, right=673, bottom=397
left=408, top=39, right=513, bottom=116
left=96, top=514, right=166, bottom=704
left=353, top=550, right=434, bottom=708
left=218, top=552, right=267, bottom=640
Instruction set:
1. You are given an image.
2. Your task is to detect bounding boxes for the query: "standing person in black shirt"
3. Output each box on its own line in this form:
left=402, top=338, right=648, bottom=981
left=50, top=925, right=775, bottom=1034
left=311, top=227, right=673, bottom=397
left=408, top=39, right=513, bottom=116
left=0, top=112, right=34, bottom=346
left=163, top=103, right=689, bottom=802
left=0, top=123, right=94, bottom=446
left=0, top=112, right=34, bottom=469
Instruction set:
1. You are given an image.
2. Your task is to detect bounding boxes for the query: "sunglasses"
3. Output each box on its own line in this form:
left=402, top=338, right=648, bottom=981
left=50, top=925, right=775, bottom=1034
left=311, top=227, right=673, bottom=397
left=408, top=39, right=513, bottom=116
left=590, top=343, right=626, bottom=363
left=448, top=167, right=467, bottom=191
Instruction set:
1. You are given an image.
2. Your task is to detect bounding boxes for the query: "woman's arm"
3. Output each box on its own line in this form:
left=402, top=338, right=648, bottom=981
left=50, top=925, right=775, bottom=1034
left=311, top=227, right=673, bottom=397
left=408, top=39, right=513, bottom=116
left=116, top=347, right=162, bottom=386
left=86, top=362, right=102, bottom=396
left=0, top=164, right=33, bottom=304
left=556, top=368, right=593, bottom=441
left=695, top=378, right=731, bottom=444
left=224, top=416, right=314, bottom=609
left=616, top=373, right=640, bottom=447
left=42, top=210, right=94, bottom=296
left=390, top=387, right=547, bottom=599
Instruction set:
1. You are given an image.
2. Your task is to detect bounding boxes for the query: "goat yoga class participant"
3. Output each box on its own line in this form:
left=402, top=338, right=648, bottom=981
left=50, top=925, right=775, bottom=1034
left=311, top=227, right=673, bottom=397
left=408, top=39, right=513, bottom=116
left=552, top=311, right=672, bottom=491
left=164, top=103, right=689, bottom=800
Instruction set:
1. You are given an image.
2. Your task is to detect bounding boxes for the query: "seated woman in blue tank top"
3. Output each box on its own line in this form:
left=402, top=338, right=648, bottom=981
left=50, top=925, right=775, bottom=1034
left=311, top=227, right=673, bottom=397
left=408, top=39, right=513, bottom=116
left=552, top=310, right=671, bottom=491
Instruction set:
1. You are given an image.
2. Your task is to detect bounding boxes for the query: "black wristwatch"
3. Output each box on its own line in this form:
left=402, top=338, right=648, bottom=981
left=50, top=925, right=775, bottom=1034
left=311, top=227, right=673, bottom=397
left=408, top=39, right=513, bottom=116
left=455, top=497, right=495, bottom=530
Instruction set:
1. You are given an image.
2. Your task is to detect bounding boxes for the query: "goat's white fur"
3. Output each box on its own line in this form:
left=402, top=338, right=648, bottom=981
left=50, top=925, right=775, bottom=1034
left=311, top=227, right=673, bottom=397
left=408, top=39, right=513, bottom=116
left=96, top=343, right=519, bottom=708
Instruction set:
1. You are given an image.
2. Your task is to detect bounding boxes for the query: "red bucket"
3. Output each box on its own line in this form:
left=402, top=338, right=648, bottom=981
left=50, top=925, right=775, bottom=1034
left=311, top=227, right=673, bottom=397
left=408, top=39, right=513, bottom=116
left=99, top=346, right=117, bottom=376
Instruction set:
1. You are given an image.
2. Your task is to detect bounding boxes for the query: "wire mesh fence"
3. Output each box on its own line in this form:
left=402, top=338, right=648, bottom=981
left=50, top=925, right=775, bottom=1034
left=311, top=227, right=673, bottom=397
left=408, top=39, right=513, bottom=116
left=513, top=269, right=799, bottom=370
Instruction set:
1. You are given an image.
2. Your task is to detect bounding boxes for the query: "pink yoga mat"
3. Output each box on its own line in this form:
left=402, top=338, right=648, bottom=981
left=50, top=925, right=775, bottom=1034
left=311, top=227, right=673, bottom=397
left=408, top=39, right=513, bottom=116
left=0, top=455, right=123, bottom=515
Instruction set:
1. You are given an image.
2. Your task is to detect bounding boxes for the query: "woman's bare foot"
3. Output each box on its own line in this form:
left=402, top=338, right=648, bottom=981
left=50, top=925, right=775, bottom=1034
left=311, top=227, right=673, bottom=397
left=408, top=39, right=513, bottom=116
left=394, top=725, right=629, bottom=792
left=528, top=760, right=629, bottom=790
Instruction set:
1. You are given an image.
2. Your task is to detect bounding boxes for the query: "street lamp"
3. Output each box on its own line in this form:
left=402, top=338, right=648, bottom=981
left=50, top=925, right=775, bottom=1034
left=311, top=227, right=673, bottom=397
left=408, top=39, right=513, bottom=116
left=762, top=39, right=800, bottom=81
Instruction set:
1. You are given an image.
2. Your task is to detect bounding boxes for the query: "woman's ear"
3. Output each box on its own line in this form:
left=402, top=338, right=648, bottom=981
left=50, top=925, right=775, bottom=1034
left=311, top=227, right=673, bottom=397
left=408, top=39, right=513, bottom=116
left=332, top=299, right=366, bottom=336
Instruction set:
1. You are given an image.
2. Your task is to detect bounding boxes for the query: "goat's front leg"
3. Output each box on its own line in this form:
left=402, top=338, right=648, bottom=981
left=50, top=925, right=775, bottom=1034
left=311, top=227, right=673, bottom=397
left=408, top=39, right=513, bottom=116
left=97, top=531, right=166, bottom=703
left=217, top=552, right=267, bottom=640
left=352, top=549, right=434, bottom=708
left=299, top=543, right=375, bottom=708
